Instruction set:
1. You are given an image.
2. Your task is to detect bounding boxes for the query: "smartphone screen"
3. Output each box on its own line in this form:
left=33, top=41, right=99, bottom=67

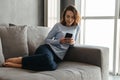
left=65, top=33, right=73, bottom=38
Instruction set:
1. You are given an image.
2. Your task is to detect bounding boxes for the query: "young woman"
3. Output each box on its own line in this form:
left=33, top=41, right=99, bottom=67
left=3, top=5, right=80, bottom=71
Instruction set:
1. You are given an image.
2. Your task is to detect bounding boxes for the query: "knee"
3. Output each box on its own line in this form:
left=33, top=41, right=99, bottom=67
left=45, top=54, right=57, bottom=70
left=49, top=63, right=57, bottom=70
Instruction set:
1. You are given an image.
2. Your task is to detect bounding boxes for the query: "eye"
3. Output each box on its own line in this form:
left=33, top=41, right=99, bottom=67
left=66, top=15, right=70, bottom=18
left=71, top=16, right=75, bottom=19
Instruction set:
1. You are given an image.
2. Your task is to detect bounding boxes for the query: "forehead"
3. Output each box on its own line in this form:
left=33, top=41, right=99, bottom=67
left=65, top=10, right=74, bottom=16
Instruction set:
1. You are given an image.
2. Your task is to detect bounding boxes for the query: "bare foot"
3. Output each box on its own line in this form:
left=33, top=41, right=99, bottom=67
left=3, top=62, right=22, bottom=68
left=5, top=57, right=22, bottom=64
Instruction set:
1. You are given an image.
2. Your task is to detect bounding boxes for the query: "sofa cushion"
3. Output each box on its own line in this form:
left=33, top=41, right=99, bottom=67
left=0, top=38, right=4, bottom=66
left=41, top=61, right=101, bottom=80
left=0, top=68, right=55, bottom=80
left=27, top=26, right=51, bottom=55
left=0, top=61, right=101, bottom=80
left=0, top=26, right=28, bottom=59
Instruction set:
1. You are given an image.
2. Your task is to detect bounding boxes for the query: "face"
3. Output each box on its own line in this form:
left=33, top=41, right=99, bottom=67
left=65, top=10, right=75, bottom=26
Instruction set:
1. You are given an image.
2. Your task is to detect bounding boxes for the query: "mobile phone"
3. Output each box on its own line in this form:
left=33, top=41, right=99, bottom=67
left=65, top=33, right=73, bottom=38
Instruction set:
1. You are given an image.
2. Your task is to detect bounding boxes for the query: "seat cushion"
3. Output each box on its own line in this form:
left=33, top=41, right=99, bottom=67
left=41, top=61, right=102, bottom=80
left=0, top=26, right=28, bottom=59
left=0, top=61, right=101, bottom=80
left=0, top=68, right=56, bottom=80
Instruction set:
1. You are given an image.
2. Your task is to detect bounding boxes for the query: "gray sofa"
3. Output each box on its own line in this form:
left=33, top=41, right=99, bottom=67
left=0, top=25, right=109, bottom=80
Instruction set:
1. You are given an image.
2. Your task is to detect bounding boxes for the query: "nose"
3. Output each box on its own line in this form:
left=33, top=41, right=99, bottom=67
left=68, top=18, right=72, bottom=22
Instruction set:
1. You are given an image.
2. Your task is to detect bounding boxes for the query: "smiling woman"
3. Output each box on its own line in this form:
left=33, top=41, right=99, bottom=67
left=3, top=5, right=81, bottom=71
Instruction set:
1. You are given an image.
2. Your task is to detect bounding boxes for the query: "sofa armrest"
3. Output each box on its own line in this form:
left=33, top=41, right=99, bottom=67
left=64, top=45, right=109, bottom=80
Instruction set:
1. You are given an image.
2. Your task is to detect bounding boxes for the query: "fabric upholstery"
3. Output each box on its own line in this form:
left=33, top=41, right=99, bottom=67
left=0, top=26, right=28, bottom=59
left=0, top=26, right=109, bottom=80
left=27, top=26, right=51, bottom=55
left=0, top=61, right=101, bottom=80
left=64, top=45, right=109, bottom=80
left=0, top=23, right=9, bottom=27
left=0, top=38, right=4, bottom=66
left=9, top=23, right=27, bottom=27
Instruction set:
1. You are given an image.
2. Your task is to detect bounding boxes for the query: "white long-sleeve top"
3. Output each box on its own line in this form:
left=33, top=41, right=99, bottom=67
left=45, top=22, right=80, bottom=60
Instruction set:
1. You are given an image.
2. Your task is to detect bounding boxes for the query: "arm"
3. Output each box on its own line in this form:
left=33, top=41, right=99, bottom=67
left=45, top=24, right=79, bottom=45
left=64, top=45, right=109, bottom=80
left=45, top=24, right=60, bottom=45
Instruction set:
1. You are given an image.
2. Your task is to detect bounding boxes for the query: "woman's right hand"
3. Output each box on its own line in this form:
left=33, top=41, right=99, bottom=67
left=60, top=38, right=66, bottom=44
left=60, top=38, right=75, bottom=45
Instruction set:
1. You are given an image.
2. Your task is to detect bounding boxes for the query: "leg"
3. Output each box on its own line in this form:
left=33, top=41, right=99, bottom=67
left=22, top=54, right=57, bottom=71
left=5, top=57, right=22, bottom=64
left=3, top=62, right=22, bottom=68
left=22, top=44, right=57, bottom=71
left=3, top=57, right=22, bottom=68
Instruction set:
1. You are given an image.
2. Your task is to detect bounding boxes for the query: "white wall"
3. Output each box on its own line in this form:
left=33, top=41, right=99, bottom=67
left=0, top=0, right=40, bottom=26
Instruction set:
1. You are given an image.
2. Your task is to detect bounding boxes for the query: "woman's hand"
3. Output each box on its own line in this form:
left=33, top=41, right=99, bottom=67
left=60, top=38, right=75, bottom=45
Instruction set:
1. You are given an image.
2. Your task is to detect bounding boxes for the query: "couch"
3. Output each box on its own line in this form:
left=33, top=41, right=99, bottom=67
left=0, top=25, right=109, bottom=80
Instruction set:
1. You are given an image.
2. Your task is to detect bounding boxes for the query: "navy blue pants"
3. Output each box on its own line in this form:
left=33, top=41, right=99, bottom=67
left=22, top=44, right=62, bottom=71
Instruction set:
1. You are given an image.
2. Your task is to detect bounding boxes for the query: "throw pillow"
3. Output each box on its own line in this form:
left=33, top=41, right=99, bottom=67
left=0, top=38, right=5, bottom=66
left=9, top=23, right=27, bottom=27
left=0, top=26, right=28, bottom=59
left=9, top=23, right=16, bottom=26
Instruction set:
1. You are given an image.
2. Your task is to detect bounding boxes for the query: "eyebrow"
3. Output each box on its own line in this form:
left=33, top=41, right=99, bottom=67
left=66, top=15, right=74, bottom=18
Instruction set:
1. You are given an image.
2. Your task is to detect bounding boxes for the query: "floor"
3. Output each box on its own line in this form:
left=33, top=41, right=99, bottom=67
left=109, top=74, right=120, bottom=80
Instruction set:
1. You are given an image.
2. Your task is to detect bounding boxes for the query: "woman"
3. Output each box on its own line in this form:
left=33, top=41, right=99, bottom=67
left=3, top=5, right=80, bottom=71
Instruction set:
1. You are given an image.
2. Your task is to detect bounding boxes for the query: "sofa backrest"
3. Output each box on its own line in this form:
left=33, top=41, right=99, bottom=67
left=0, top=25, right=51, bottom=59
left=27, top=26, right=52, bottom=55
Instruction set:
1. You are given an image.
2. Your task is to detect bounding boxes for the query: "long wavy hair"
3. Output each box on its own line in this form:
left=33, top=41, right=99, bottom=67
left=61, top=5, right=80, bottom=26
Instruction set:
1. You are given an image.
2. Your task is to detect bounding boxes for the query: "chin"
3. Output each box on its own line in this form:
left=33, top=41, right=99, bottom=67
left=66, top=24, right=72, bottom=26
